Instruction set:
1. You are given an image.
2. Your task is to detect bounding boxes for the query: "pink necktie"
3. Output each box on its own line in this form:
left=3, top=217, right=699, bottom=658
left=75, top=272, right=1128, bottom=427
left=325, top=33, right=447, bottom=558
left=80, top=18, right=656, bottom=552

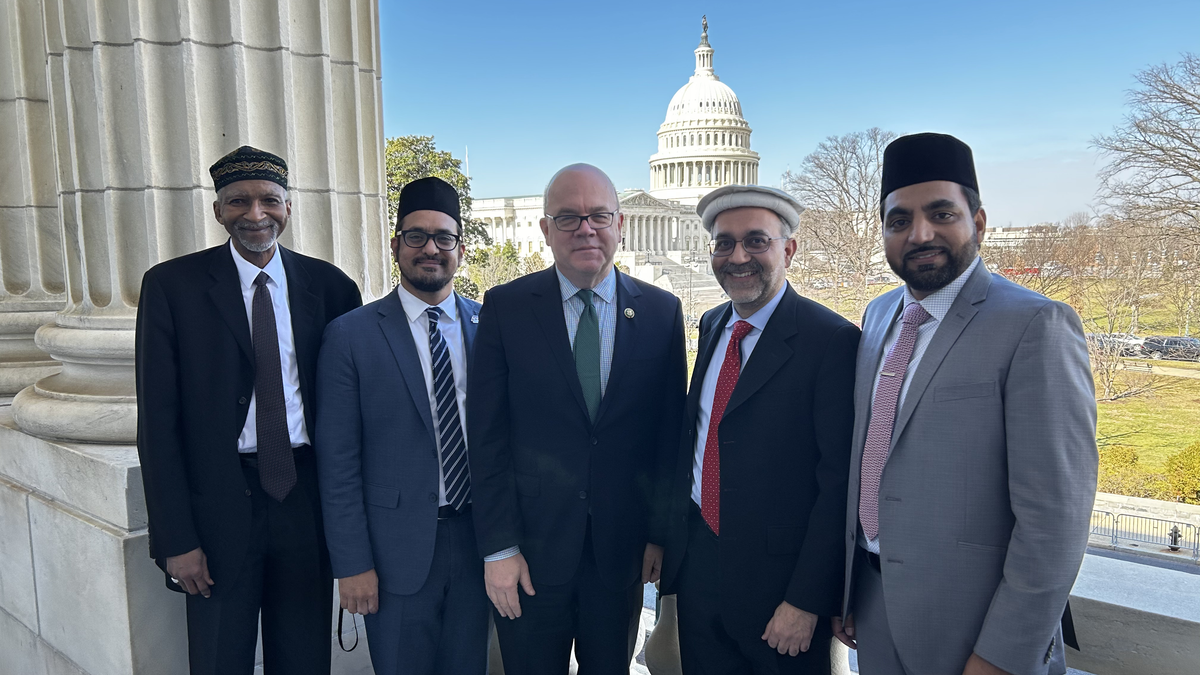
left=859, top=302, right=932, bottom=541
left=700, top=320, right=754, bottom=535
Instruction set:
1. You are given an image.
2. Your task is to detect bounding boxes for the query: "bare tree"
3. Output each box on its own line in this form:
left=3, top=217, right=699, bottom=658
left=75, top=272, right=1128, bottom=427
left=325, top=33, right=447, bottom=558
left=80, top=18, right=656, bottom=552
left=981, top=213, right=1096, bottom=301
left=783, top=128, right=896, bottom=318
left=1157, top=227, right=1200, bottom=334
left=1094, top=53, right=1200, bottom=232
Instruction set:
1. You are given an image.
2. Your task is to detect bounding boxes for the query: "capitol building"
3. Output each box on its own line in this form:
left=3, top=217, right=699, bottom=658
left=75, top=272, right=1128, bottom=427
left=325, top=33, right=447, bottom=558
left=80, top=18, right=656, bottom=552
left=474, top=21, right=760, bottom=258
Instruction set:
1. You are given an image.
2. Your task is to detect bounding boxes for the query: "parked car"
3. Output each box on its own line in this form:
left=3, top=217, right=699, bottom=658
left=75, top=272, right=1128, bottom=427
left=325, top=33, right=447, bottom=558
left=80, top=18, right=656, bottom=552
left=1141, top=336, right=1200, bottom=360
left=1085, top=333, right=1146, bottom=357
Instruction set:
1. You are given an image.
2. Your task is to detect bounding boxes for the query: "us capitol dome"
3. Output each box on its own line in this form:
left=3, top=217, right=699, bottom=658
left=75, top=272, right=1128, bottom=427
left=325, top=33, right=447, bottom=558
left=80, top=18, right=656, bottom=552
left=475, top=19, right=756, bottom=257
left=648, top=20, right=760, bottom=206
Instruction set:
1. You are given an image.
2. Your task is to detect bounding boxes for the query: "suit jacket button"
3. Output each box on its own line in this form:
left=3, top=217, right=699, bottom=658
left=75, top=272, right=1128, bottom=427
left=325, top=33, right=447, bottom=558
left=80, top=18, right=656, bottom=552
left=238, top=397, right=247, bottom=405
left=590, top=437, right=598, bottom=445
left=429, top=493, right=438, bottom=503
left=578, top=491, right=587, bottom=500
left=245, top=489, right=252, bottom=497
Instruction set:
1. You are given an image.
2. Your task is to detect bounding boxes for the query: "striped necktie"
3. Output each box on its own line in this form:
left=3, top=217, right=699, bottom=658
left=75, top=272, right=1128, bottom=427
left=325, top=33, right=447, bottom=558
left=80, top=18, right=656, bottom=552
left=426, top=307, right=470, bottom=510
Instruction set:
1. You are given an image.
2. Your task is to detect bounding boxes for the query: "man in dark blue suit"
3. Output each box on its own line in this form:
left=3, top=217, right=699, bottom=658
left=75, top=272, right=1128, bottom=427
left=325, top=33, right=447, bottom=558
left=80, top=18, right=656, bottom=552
left=314, top=177, right=488, bottom=675
left=469, top=163, right=687, bottom=674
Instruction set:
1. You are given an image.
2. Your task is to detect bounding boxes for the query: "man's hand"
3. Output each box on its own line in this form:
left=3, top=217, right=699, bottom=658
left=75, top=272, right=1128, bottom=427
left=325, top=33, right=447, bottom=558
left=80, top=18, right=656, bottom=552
left=166, top=547, right=214, bottom=598
left=338, top=569, right=379, bottom=615
left=642, top=543, right=664, bottom=584
left=832, top=614, right=856, bottom=650
left=963, top=653, right=1013, bottom=675
left=761, top=601, right=819, bottom=656
left=485, top=553, right=535, bottom=620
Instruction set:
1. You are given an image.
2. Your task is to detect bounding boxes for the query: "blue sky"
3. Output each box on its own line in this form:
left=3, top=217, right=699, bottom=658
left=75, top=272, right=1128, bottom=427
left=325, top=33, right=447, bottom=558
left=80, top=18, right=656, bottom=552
left=380, top=0, right=1198, bottom=227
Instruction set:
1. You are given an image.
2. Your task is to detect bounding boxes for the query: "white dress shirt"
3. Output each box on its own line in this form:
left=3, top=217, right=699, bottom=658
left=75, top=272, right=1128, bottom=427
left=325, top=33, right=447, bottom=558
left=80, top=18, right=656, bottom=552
left=230, top=240, right=310, bottom=453
left=691, top=283, right=788, bottom=507
left=395, top=283, right=468, bottom=507
left=860, top=256, right=981, bottom=553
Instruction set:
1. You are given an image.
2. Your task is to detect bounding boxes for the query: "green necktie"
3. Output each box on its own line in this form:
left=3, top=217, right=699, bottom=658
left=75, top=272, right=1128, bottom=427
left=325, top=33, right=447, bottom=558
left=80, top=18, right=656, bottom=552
left=574, top=289, right=601, bottom=422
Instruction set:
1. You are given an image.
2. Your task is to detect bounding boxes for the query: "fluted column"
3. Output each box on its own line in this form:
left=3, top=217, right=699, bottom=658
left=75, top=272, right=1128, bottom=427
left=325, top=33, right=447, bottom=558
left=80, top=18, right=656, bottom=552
left=0, top=0, right=65, bottom=402
left=13, top=0, right=389, bottom=443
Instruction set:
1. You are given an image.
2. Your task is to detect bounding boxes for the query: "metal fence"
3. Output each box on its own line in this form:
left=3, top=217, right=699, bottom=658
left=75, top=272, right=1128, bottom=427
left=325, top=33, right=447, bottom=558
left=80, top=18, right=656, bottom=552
left=1091, top=510, right=1200, bottom=561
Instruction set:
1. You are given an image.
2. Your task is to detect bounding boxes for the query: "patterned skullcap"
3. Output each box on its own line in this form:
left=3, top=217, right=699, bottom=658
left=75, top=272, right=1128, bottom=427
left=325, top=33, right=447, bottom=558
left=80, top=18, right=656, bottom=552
left=209, top=145, right=288, bottom=192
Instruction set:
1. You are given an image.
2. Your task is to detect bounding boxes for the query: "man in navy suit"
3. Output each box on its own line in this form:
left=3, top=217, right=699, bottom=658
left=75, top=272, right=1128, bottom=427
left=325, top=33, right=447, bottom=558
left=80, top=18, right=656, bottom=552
left=315, top=177, right=489, bottom=674
left=469, top=163, right=687, bottom=674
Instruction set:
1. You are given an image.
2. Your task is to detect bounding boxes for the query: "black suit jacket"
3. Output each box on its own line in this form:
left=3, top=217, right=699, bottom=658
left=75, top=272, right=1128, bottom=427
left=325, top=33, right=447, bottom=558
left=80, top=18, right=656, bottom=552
left=135, top=242, right=362, bottom=590
left=660, top=284, right=859, bottom=638
left=468, top=267, right=686, bottom=588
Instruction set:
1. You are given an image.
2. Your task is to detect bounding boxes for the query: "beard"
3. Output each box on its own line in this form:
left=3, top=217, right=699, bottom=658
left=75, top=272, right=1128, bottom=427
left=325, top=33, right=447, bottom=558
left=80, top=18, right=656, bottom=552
left=715, top=258, right=772, bottom=306
left=232, top=217, right=281, bottom=253
left=401, top=254, right=455, bottom=293
left=889, top=233, right=979, bottom=294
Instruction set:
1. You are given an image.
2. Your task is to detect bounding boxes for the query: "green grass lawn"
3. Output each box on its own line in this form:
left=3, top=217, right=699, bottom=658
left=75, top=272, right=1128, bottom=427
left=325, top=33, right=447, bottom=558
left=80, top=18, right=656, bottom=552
left=1097, top=375, right=1200, bottom=469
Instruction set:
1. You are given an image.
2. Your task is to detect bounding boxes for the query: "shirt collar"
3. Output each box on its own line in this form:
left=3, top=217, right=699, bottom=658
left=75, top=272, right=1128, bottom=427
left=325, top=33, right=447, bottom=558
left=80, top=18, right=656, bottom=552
left=901, top=256, right=981, bottom=323
left=556, top=266, right=617, bottom=306
left=395, top=282, right=459, bottom=326
left=725, top=282, right=788, bottom=333
left=229, top=239, right=287, bottom=292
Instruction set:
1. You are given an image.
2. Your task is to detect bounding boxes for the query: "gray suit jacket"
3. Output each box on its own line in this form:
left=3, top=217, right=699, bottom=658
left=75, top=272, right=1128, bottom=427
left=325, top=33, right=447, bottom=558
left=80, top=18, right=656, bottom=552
left=842, top=262, right=1097, bottom=675
left=315, top=289, right=480, bottom=595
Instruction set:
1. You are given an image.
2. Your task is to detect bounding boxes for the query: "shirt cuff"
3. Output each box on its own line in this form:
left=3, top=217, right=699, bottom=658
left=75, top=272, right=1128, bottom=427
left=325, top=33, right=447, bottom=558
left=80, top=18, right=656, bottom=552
left=484, top=546, right=521, bottom=562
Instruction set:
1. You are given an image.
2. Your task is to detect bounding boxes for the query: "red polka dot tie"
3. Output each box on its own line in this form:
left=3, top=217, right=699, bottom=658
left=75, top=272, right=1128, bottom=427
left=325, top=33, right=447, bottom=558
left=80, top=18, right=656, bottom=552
left=700, top=320, right=754, bottom=535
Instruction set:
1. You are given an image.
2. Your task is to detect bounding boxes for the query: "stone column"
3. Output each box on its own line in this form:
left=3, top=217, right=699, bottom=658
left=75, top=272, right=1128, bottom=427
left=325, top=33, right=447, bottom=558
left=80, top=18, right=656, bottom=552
left=0, top=0, right=65, bottom=404
left=1, top=2, right=388, bottom=673
left=12, top=0, right=388, bottom=445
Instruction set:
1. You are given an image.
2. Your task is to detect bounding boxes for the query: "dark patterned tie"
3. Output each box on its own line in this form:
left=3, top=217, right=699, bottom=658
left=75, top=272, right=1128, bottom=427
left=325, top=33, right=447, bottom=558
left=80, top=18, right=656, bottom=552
left=573, top=289, right=601, bottom=422
left=700, top=320, right=753, bottom=535
left=427, top=307, right=470, bottom=510
left=253, top=272, right=296, bottom=502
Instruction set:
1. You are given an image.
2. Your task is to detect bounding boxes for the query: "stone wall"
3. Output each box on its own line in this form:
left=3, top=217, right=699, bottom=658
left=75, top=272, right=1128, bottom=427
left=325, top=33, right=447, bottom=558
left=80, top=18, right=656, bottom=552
left=1093, top=491, right=1200, bottom=527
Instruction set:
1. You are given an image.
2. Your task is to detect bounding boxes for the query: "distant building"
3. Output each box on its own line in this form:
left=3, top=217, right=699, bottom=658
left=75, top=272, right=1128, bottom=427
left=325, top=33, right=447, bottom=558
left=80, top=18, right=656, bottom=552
left=474, top=21, right=759, bottom=258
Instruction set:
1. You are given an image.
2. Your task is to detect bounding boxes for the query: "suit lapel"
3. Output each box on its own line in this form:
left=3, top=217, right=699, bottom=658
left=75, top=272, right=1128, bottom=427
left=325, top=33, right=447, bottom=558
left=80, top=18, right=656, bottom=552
left=207, top=244, right=253, bottom=366
left=280, top=248, right=322, bottom=397
left=456, top=293, right=479, bottom=360
left=724, top=287, right=798, bottom=417
left=595, top=270, right=640, bottom=425
left=890, top=263, right=992, bottom=447
left=378, top=291, right=436, bottom=445
left=530, top=268, right=590, bottom=421
left=686, top=303, right=731, bottom=424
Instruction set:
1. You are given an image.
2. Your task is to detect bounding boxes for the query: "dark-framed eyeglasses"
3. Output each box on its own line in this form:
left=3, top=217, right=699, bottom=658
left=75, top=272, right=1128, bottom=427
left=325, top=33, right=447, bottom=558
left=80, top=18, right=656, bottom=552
left=545, top=211, right=618, bottom=232
left=708, top=235, right=788, bottom=257
left=397, top=229, right=462, bottom=251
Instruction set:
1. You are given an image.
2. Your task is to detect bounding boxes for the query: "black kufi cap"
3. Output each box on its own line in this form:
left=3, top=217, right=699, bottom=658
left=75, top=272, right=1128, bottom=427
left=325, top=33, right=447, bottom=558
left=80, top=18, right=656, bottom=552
left=881, top=133, right=978, bottom=200
left=397, top=176, right=462, bottom=232
left=209, top=145, right=288, bottom=192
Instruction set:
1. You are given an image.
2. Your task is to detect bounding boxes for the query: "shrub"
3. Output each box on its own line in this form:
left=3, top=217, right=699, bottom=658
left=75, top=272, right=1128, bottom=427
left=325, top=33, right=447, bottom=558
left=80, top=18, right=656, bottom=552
left=1165, top=442, right=1200, bottom=504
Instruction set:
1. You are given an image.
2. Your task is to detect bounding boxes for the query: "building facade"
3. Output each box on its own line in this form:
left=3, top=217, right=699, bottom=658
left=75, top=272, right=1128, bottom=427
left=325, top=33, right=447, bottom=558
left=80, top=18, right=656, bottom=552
left=474, top=20, right=757, bottom=258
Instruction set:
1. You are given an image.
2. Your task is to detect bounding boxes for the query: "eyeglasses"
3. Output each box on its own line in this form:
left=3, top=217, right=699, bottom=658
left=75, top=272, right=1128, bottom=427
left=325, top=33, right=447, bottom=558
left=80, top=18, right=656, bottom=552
left=397, top=229, right=462, bottom=251
left=545, top=211, right=618, bottom=232
left=709, top=235, right=788, bottom=257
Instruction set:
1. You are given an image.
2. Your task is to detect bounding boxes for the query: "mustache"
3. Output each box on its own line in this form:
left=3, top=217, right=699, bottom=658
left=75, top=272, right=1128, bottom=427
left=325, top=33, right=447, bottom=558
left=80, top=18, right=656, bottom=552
left=234, top=217, right=279, bottom=230
left=719, top=260, right=763, bottom=275
left=904, top=246, right=948, bottom=260
left=413, top=255, right=445, bottom=265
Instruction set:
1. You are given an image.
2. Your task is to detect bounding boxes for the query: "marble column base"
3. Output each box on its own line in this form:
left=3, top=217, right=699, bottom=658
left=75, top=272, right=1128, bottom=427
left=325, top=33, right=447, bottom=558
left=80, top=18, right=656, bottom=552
left=0, top=310, right=61, bottom=398
left=0, top=410, right=186, bottom=675
left=12, top=323, right=135, bottom=444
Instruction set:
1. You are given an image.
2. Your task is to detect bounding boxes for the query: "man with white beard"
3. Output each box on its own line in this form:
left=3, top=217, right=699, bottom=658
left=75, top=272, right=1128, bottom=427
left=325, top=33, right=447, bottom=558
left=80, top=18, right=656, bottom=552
left=135, top=146, right=362, bottom=673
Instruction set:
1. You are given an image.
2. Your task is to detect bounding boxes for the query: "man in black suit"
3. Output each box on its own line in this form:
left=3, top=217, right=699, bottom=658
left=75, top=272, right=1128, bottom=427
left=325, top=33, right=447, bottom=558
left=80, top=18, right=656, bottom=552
left=135, top=146, right=362, bottom=674
left=660, top=185, right=859, bottom=674
left=468, top=163, right=686, bottom=674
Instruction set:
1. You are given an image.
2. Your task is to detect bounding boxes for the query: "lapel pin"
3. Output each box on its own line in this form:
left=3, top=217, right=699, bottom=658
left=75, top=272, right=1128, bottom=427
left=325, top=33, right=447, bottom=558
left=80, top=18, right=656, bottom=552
left=471, top=314, right=479, bottom=324
left=624, top=308, right=635, bottom=319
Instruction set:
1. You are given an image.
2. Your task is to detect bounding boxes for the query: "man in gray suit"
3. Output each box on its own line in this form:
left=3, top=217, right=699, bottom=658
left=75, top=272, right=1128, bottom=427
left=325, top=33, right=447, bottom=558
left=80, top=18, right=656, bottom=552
left=315, top=177, right=488, bottom=674
left=835, top=133, right=1097, bottom=675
